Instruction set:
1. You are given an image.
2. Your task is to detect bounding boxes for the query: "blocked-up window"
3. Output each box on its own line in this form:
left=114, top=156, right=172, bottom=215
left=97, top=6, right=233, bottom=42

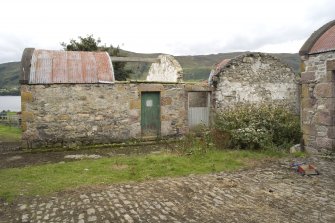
left=188, top=91, right=210, bottom=128
left=188, top=92, right=208, bottom=107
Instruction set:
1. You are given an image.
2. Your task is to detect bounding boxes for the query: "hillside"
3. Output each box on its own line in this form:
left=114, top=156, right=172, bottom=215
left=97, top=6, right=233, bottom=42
left=177, top=52, right=300, bottom=81
left=122, top=50, right=300, bottom=81
left=0, top=62, right=20, bottom=95
left=0, top=52, right=300, bottom=95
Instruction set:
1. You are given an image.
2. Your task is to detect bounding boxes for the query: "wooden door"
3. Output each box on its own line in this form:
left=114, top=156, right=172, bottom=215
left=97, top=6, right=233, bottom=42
left=141, top=92, right=161, bottom=137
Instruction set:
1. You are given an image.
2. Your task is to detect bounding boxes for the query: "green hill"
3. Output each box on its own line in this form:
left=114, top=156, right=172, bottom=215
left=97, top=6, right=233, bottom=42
left=177, top=52, right=300, bottom=81
left=0, top=62, right=20, bottom=95
left=0, top=52, right=300, bottom=95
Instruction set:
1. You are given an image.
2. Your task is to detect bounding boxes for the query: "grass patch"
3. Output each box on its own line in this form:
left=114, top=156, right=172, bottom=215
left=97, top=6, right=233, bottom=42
left=0, top=149, right=285, bottom=201
left=0, top=124, right=21, bottom=142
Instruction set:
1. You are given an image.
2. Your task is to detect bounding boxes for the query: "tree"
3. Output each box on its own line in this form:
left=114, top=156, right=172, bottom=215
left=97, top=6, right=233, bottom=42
left=61, top=35, right=132, bottom=81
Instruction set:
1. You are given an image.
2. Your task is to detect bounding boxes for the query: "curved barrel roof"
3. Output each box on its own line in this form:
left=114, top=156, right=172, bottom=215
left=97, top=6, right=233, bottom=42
left=299, top=20, right=335, bottom=56
left=20, top=48, right=115, bottom=84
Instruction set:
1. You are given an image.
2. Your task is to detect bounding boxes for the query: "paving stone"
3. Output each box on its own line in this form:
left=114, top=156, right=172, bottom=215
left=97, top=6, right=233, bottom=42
left=87, top=215, right=97, bottom=222
left=86, top=208, right=95, bottom=215
left=1, top=156, right=335, bottom=222
left=124, top=214, right=134, bottom=223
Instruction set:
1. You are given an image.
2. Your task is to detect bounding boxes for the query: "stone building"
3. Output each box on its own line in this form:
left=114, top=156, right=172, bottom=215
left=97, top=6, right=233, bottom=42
left=299, top=20, right=335, bottom=153
left=209, top=53, right=299, bottom=112
left=20, top=48, right=211, bottom=149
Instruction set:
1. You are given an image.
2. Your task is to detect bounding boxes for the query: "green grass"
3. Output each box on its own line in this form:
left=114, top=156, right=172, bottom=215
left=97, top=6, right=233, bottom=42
left=0, top=124, right=21, bottom=142
left=0, top=149, right=285, bottom=201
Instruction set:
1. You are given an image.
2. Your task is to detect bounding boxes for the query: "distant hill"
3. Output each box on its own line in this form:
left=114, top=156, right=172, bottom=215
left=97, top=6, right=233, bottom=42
left=177, top=52, right=300, bottom=81
left=0, top=51, right=300, bottom=95
left=122, top=51, right=300, bottom=81
left=0, top=62, right=20, bottom=95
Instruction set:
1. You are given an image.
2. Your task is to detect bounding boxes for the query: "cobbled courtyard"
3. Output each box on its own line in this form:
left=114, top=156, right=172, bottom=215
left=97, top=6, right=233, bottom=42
left=1, top=156, right=334, bottom=223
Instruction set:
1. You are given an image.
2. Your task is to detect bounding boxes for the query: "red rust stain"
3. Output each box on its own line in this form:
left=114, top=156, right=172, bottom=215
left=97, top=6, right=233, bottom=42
left=29, top=50, right=114, bottom=84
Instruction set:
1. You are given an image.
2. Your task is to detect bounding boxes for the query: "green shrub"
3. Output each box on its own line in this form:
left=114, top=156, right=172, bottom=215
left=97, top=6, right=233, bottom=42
left=214, top=103, right=301, bottom=150
left=174, top=124, right=214, bottom=155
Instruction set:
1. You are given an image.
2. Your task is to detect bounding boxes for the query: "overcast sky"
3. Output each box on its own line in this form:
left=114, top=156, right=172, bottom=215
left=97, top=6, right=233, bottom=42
left=0, top=0, right=334, bottom=63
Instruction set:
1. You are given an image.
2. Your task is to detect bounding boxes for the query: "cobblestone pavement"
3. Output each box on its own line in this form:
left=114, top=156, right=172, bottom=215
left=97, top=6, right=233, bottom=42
left=1, top=156, right=335, bottom=223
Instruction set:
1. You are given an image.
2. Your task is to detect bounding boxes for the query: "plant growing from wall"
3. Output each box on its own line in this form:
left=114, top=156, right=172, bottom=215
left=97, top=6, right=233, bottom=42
left=61, top=35, right=132, bottom=81
left=214, top=103, right=301, bottom=150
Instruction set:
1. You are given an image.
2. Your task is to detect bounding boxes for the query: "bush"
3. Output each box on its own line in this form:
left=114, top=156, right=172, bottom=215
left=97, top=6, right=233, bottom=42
left=174, top=124, right=214, bottom=155
left=214, top=103, right=301, bottom=150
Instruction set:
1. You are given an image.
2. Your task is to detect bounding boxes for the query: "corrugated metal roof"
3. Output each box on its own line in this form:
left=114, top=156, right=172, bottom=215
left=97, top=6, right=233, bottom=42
left=309, top=24, right=335, bottom=54
left=23, top=49, right=114, bottom=84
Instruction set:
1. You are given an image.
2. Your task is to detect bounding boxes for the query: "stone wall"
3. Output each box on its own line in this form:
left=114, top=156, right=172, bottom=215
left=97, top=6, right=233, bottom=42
left=301, top=51, right=335, bottom=153
left=21, top=82, right=188, bottom=149
left=211, top=53, right=299, bottom=113
left=146, top=55, right=183, bottom=82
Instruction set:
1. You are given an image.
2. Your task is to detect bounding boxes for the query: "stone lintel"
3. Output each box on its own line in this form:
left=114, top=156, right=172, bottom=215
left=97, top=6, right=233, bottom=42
left=138, top=84, right=165, bottom=92
left=185, top=84, right=212, bottom=92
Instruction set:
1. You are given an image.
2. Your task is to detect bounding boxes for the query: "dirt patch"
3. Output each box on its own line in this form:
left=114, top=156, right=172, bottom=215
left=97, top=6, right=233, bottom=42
left=0, top=143, right=170, bottom=169
left=111, top=164, right=129, bottom=170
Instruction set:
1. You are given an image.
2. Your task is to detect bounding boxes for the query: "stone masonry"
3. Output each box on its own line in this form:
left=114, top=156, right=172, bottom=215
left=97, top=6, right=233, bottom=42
left=210, top=53, right=299, bottom=113
left=300, top=52, right=335, bottom=153
left=146, top=55, right=183, bottom=82
left=2, top=156, right=334, bottom=222
left=21, top=83, right=191, bottom=149
left=299, top=20, right=335, bottom=154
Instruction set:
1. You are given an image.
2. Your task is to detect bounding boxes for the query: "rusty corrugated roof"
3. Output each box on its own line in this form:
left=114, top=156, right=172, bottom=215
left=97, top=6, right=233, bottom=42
left=21, top=49, right=114, bottom=84
left=310, top=24, right=335, bottom=54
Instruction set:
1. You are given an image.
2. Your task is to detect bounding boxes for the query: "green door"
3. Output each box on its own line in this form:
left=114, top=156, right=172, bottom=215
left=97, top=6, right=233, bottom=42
left=141, top=92, right=161, bottom=137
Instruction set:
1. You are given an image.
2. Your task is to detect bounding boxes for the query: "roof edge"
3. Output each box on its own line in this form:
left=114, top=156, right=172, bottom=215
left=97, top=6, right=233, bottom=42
left=299, top=20, right=335, bottom=56
left=20, top=48, right=35, bottom=84
left=214, top=52, right=285, bottom=74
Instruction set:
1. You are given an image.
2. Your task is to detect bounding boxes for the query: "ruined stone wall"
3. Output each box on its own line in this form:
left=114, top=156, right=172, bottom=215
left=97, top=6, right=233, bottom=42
left=21, top=83, right=188, bottom=149
left=212, top=53, right=299, bottom=113
left=301, top=51, right=335, bottom=153
left=146, top=55, right=183, bottom=82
